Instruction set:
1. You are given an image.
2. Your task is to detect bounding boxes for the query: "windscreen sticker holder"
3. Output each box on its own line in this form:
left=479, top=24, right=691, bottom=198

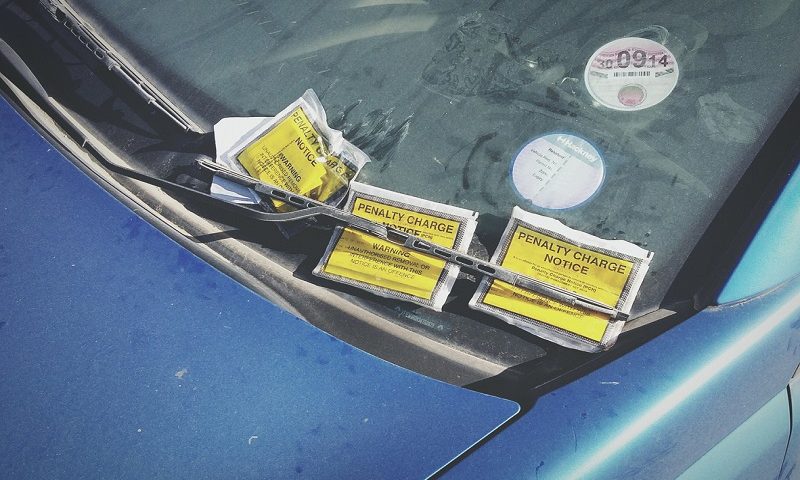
left=511, top=133, right=605, bottom=210
left=313, top=182, right=478, bottom=311
left=470, top=206, right=653, bottom=352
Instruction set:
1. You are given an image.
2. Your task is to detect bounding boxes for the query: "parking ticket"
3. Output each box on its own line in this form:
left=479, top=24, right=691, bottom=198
left=470, top=207, right=652, bottom=351
left=217, top=89, right=369, bottom=213
left=314, top=182, right=478, bottom=310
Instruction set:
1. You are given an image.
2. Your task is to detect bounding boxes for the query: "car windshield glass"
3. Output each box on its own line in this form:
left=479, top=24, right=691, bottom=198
left=46, top=0, right=800, bottom=317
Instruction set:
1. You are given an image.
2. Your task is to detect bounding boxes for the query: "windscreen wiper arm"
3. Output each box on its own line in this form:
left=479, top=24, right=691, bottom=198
left=57, top=132, right=621, bottom=318
left=198, top=160, right=624, bottom=319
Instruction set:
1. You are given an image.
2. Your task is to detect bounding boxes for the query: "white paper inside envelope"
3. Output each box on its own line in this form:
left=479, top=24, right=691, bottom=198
left=210, top=116, right=269, bottom=204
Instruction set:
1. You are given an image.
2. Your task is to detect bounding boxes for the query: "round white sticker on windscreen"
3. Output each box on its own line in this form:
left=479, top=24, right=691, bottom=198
left=584, top=37, right=679, bottom=111
left=511, top=134, right=604, bottom=210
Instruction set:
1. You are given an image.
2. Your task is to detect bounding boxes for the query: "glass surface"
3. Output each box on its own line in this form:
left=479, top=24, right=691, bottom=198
left=67, top=0, right=800, bottom=316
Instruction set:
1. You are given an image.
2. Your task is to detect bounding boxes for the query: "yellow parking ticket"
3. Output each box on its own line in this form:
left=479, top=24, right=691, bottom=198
left=470, top=207, right=652, bottom=351
left=314, top=182, right=478, bottom=310
left=235, top=107, right=355, bottom=211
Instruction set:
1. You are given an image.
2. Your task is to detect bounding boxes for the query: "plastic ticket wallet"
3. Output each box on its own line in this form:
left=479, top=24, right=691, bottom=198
left=217, top=89, right=369, bottom=215
left=314, top=182, right=478, bottom=311
left=470, top=207, right=652, bottom=352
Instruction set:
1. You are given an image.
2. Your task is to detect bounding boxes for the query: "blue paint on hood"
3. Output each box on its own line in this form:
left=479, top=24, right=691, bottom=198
left=0, top=99, right=518, bottom=479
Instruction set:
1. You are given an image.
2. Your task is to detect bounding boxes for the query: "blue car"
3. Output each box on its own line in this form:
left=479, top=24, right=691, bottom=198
left=2, top=1, right=800, bottom=478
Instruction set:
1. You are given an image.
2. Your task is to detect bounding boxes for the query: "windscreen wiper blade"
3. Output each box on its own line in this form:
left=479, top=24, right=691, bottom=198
left=197, top=159, right=624, bottom=319
left=39, top=0, right=202, bottom=133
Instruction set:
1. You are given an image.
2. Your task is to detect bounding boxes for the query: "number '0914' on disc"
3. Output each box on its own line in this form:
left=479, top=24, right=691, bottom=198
left=584, top=37, right=679, bottom=111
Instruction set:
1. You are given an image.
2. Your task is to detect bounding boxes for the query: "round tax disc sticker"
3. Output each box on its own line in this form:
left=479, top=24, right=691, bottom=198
left=584, top=37, right=679, bottom=111
left=511, top=134, right=604, bottom=210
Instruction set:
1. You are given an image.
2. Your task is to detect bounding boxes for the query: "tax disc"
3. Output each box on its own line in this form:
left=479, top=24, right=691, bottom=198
left=584, top=37, right=679, bottom=111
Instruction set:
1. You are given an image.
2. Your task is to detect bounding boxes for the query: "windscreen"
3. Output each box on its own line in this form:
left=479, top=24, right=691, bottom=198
left=58, top=0, right=800, bottom=317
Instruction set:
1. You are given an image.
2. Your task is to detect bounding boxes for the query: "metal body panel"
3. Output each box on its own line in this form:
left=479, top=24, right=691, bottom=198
left=781, top=375, right=800, bottom=479
left=0, top=99, right=519, bottom=479
left=446, top=278, right=800, bottom=479
left=720, top=167, right=800, bottom=303
left=446, top=131, right=800, bottom=480
left=678, top=389, right=789, bottom=480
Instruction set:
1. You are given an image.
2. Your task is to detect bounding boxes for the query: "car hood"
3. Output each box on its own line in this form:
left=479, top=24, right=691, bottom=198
left=0, top=98, right=518, bottom=479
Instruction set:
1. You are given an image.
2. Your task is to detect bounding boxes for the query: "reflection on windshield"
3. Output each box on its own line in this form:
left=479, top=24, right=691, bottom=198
left=67, top=0, right=800, bottom=318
